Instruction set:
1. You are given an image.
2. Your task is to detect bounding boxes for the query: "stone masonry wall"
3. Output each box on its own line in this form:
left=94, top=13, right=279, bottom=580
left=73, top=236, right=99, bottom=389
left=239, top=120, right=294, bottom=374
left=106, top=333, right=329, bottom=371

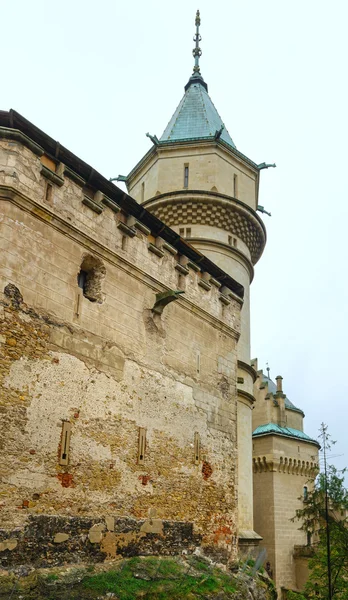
left=0, top=136, right=241, bottom=567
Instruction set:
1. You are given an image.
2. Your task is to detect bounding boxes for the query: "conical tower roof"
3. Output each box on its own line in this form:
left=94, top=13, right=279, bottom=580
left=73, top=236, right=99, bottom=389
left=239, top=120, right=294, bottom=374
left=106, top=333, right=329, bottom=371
left=160, top=10, right=236, bottom=150
left=160, top=80, right=236, bottom=148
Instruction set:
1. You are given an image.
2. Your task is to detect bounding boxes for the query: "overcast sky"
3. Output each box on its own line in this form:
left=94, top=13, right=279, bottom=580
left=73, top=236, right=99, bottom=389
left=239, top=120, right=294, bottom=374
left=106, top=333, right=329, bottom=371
left=2, top=0, right=347, bottom=473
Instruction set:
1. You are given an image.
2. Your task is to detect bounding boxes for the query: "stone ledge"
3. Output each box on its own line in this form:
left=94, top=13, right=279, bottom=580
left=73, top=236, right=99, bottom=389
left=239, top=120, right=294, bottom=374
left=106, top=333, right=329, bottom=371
left=148, top=243, right=165, bottom=258
left=40, top=164, right=64, bottom=187
left=82, top=195, right=104, bottom=214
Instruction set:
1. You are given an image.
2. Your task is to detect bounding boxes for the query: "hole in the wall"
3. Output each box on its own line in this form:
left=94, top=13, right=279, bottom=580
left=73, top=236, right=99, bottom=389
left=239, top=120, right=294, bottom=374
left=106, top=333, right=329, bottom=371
left=77, top=255, right=106, bottom=303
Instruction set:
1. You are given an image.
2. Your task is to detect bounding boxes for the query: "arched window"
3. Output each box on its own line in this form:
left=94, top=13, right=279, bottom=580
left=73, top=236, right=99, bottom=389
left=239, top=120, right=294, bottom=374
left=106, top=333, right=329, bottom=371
left=303, top=485, right=308, bottom=501
left=77, top=255, right=106, bottom=303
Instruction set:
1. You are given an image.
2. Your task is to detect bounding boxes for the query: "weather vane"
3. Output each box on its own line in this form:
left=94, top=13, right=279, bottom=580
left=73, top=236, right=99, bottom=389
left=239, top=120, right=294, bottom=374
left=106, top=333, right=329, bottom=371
left=266, top=362, right=270, bottom=379
left=192, top=10, right=202, bottom=75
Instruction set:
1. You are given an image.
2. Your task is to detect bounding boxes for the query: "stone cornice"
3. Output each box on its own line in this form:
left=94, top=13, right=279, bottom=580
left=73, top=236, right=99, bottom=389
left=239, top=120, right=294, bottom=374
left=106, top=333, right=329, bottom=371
left=253, top=455, right=318, bottom=476
left=143, top=190, right=266, bottom=265
left=238, top=360, right=258, bottom=382
left=237, top=389, right=256, bottom=406
left=0, top=186, right=240, bottom=341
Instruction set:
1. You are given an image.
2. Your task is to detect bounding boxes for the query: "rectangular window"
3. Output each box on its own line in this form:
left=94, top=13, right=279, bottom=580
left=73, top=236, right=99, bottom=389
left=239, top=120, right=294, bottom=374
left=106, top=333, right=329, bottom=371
left=194, top=432, right=200, bottom=465
left=184, top=165, right=189, bottom=188
left=179, top=228, right=185, bottom=237
left=186, top=227, right=191, bottom=238
left=138, top=427, right=146, bottom=465
left=233, top=174, right=238, bottom=198
left=228, top=235, right=232, bottom=246
left=59, top=421, right=72, bottom=466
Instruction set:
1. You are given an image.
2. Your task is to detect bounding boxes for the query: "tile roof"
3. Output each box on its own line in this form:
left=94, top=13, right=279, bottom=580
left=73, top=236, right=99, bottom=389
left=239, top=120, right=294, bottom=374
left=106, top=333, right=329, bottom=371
left=252, top=423, right=319, bottom=445
left=160, top=80, right=236, bottom=149
left=263, top=375, right=304, bottom=414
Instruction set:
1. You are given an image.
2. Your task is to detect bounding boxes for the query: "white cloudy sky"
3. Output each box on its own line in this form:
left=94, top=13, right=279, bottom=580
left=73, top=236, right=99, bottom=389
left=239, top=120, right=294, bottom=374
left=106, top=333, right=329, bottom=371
left=2, top=0, right=347, bottom=472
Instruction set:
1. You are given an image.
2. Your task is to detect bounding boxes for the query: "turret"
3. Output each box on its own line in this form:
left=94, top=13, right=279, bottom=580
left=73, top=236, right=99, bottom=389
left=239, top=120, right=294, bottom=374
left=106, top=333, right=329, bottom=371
left=124, top=11, right=272, bottom=544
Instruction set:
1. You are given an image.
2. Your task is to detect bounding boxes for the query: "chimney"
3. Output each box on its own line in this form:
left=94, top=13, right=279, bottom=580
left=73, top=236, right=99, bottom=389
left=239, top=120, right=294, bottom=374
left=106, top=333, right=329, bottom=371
left=276, top=375, right=286, bottom=428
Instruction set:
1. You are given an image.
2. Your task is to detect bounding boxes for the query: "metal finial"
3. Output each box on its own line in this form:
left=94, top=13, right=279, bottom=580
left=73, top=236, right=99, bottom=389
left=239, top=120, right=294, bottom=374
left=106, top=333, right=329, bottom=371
left=192, top=10, right=202, bottom=75
left=266, top=362, right=270, bottom=379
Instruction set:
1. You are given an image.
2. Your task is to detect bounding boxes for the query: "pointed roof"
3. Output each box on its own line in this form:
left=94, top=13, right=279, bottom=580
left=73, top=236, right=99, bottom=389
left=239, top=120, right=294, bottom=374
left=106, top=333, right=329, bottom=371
left=160, top=80, right=236, bottom=148
left=262, top=375, right=304, bottom=415
left=159, top=10, right=236, bottom=150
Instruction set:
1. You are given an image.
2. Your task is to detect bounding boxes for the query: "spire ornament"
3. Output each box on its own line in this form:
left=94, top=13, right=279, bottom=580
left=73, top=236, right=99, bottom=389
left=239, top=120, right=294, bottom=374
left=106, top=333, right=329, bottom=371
left=192, top=10, right=202, bottom=75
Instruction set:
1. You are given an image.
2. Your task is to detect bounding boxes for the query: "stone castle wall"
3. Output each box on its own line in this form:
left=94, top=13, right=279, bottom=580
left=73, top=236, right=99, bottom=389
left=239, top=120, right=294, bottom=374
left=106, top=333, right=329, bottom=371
left=0, top=135, right=242, bottom=567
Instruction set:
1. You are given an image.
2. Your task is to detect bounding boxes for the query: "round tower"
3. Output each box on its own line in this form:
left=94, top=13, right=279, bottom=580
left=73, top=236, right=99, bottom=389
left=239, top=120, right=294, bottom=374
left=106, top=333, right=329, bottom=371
left=125, top=11, right=268, bottom=542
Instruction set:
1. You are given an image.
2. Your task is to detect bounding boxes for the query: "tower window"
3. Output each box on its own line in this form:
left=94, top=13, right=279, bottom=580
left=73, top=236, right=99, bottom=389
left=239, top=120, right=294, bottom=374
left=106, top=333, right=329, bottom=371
left=179, top=228, right=185, bottom=237
left=77, top=255, right=106, bottom=303
left=184, top=165, right=189, bottom=188
left=303, top=486, right=308, bottom=501
left=186, top=227, right=191, bottom=238
left=45, top=183, right=53, bottom=202
left=233, top=174, right=238, bottom=198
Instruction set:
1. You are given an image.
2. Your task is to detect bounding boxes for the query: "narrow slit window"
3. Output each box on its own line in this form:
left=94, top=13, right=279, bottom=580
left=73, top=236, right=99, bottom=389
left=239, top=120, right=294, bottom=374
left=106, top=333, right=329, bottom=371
left=179, top=228, right=185, bottom=237
left=141, top=181, right=145, bottom=203
left=45, top=183, right=53, bottom=202
left=138, top=427, right=146, bottom=465
left=59, top=421, right=72, bottom=466
left=184, top=165, right=189, bottom=188
left=186, top=227, right=191, bottom=238
left=233, top=174, right=238, bottom=198
left=303, top=486, right=308, bottom=501
left=78, top=270, right=88, bottom=291
left=194, top=432, right=200, bottom=465
left=196, top=351, right=201, bottom=375
left=228, top=235, right=232, bottom=246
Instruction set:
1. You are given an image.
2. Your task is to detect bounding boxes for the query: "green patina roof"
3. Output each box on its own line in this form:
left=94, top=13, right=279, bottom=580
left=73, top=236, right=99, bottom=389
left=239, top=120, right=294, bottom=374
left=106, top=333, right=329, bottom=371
left=263, top=375, right=304, bottom=415
left=160, top=77, right=236, bottom=149
left=252, top=423, right=319, bottom=445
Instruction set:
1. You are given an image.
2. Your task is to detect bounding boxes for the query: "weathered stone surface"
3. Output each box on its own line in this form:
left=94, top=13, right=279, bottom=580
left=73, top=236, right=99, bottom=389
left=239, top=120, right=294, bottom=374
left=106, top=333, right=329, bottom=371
left=0, top=514, right=201, bottom=568
left=0, top=136, right=241, bottom=566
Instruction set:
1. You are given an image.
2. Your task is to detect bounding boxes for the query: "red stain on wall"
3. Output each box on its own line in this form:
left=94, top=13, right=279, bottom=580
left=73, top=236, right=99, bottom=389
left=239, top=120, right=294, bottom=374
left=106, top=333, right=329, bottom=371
left=202, top=461, right=213, bottom=480
left=57, top=473, right=74, bottom=488
left=139, top=475, right=151, bottom=486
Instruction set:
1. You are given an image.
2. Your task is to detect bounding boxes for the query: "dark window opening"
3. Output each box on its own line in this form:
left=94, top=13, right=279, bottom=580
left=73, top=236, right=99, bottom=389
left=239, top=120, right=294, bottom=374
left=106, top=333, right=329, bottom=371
left=184, top=165, right=189, bottom=188
left=78, top=269, right=88, bottom=291
left=303, top=485, right=308, bottom=501
left=77, top=255, right=106, bottom=303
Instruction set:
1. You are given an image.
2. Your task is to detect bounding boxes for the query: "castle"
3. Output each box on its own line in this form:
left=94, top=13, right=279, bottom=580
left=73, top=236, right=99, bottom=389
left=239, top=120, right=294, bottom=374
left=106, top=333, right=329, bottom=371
left=0, top=11, right=319, bottom=596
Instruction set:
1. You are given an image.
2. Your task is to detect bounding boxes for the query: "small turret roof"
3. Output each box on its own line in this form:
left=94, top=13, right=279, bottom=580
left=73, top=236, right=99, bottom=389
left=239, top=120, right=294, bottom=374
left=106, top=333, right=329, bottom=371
left=252, top=423, right=319, bottom=446
left=160, top=80, right=236, bottom=149
left=263, top=375, right=304, bottom=415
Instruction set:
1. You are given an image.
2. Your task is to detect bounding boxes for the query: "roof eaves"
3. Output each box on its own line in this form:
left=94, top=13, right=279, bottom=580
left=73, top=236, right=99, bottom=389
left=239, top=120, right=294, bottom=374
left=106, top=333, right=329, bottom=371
left=252, top=424, right=320, bottom=447
left=0, top=109, right=245, bottom=300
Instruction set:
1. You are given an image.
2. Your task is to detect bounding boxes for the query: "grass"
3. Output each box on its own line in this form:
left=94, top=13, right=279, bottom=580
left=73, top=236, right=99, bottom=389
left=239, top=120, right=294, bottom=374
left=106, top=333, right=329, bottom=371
left=81, top=556, right=237, bottom=599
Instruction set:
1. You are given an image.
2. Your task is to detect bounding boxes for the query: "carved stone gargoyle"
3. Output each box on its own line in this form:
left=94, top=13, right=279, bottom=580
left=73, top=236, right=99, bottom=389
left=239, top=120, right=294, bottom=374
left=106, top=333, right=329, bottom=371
left=152, top=290, right=185, bottom=315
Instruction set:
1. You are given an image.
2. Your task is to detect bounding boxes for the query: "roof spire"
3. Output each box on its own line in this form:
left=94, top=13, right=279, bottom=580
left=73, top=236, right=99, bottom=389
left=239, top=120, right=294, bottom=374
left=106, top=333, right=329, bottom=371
left=192, top=10, right=202, bottom=75
left=185, top=10, right=207, bottom=92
